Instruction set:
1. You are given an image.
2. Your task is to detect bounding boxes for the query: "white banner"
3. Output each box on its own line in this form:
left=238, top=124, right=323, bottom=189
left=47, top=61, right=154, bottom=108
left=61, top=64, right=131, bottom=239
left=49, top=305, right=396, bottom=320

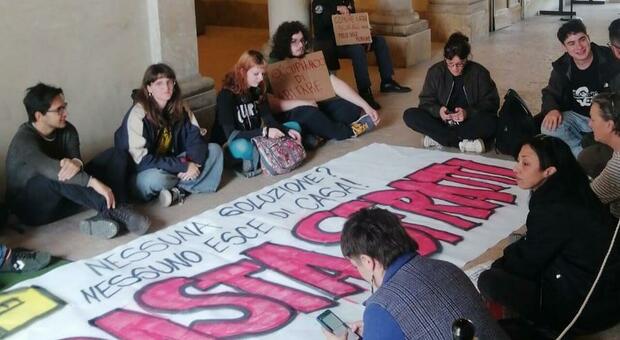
left=3, top=144, right=528, bottom=339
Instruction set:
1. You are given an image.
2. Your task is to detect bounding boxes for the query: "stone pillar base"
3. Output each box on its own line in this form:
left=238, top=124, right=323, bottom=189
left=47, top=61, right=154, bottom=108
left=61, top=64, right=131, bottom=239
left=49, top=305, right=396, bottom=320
left=427, top=0, right=489, bottom=41
left=368, top=27, right=432, bottom=68
left=180, top=75, right=217, bottom=139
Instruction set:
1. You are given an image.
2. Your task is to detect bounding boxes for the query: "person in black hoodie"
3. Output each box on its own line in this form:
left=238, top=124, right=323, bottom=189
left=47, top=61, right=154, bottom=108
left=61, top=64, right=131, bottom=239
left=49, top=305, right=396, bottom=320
left=478, top=135, right=620, bottom=338
left=215, top=50, right=302, bottom=175
left=403, top=32, right=499, bottom=154
left=115, top=63, right=224, bottom=207
left=539, top=20, right=615, bottom=157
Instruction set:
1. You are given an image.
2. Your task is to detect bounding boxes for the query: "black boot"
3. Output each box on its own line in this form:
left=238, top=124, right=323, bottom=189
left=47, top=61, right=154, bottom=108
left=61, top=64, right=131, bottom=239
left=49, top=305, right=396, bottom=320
left=359, top=89, right=381, bottom=110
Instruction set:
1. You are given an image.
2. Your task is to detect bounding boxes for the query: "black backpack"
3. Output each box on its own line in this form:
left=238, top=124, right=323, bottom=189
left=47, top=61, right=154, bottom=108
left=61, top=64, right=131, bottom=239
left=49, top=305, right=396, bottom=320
left=495, top=89, right=538, bottom=156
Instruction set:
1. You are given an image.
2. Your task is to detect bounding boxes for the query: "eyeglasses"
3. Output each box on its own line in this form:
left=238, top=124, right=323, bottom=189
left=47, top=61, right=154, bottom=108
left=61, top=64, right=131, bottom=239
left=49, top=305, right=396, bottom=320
left=291, top=38, right=308, bottom=47
left=446, top=59, right=467, bottom=68
left=48, top=103, right=68, bottom=114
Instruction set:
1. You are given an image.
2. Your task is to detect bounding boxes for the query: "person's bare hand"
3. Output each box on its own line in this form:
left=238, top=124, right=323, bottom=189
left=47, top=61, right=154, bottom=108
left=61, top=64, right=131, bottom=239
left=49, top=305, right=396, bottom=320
left=268, top=128, right=285, bottom=139
left=287, top=129, right=302, bottom=144
left=178, top=162, right=201, bottom=181
left=88, top=177, right=116, bottom=209
left=453, top=107, right=468, bottom=122
left=58, top=158, right=81, bottom=181
left=364, top=108, right=381, bottom=125
left=542, top=109, right=562, bottom=131
left=336, top=5, right=350, bottom=14
left=439, top=106, right=451, bottom=122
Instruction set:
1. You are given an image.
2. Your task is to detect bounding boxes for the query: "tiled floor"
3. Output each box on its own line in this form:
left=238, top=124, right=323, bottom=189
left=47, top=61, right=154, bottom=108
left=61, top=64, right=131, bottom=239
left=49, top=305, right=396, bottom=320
left=3, top=4, right=620, bottom=337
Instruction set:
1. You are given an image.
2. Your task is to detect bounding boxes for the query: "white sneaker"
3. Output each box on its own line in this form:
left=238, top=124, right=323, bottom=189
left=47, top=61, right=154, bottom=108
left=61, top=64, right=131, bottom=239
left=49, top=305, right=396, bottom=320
left=422, top=135, right=442, bottom=149
left=459, top=139, right=485, bottom=153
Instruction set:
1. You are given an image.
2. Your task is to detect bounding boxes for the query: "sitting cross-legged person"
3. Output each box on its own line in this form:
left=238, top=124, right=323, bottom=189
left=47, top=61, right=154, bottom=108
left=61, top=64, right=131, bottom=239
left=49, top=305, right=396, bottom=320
left=115, top=63, right=224, bottom=207
left=6, top=83, right=150, bottom=238
left=268, top=21, right=380, bottom=146
left=403, top=32, right=499, bottom=154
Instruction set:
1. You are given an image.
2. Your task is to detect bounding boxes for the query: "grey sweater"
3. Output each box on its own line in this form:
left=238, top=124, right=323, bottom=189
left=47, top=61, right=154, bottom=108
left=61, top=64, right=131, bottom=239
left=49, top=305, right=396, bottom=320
left=5, top=122, right=90, bottom=200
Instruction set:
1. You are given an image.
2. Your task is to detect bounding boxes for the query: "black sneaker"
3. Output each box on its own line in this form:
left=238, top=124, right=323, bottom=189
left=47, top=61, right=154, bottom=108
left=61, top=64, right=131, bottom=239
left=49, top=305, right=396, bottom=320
left=1, top=248, right=51, bottom=273
left=380, top=79, right=412, bottom=93
left=79, top=215, right=120, bottom=239
left=360, top=90, right=381, bottom=110
left=103, top=205, right=151, bottom=235
left=159, top=187, right=187, bottom=208
left=351, top=114, right=376, bottom=137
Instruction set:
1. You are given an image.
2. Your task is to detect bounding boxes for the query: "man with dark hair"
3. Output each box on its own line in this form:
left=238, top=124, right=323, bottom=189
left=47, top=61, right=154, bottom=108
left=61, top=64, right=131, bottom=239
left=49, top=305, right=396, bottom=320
left=540, top=19, right=614, bottom=157
left=323, top=208, right=507, bottom=340
left=267, top=21, right=380, bottom=143
left=311, top=0, right=411, bottom=110
left=5, top=83, right=150, bottom=238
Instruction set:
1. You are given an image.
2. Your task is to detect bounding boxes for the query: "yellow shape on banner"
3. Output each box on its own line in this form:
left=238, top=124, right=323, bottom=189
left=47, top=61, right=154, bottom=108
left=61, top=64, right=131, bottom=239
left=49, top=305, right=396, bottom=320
left=0, top=286, right=64, bottom=336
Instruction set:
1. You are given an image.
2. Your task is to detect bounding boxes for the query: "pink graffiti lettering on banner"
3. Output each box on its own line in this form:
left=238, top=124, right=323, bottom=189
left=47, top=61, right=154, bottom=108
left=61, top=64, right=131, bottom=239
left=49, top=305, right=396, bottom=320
left=92, top=308, right=212, bottom=340
left=293, top=200, right=373, bottom=244
left=134, top=271, right=296, bottom=338
left=401, top=221, right=463, bottom=256
left=244, top=242, right=364, bottom=298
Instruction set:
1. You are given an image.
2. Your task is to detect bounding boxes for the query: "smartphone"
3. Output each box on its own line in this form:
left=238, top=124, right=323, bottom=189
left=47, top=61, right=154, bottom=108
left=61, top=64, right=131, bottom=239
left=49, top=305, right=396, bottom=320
left=316, top=310, right=349, bottom=337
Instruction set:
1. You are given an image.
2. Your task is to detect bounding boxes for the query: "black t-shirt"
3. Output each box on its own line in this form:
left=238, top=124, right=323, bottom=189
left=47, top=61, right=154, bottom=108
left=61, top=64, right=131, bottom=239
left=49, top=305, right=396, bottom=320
left=216, top=88, right=283, bottom=140
left=569, top=56, right=603, bottom=116
left=447, top=75, right=468, bottom=112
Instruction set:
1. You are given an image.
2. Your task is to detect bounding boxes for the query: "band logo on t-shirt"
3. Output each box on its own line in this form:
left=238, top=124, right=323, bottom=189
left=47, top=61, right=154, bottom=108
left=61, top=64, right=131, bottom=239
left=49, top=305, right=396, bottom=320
left=236, top=102, right=259, bottom=129
left=572, top=86, right=598, bottom=107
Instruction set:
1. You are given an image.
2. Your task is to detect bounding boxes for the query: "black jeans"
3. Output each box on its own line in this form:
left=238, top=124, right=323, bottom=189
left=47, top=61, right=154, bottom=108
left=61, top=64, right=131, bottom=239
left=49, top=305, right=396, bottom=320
left=283, top=97, right=361, bottom=140
left=478, top=267, right=542, bottom=323
left=11, top=148, right=130, bottom=226
left=403, top=107, right=497, bottom=147
left=337, top=35, right=393, bottom=91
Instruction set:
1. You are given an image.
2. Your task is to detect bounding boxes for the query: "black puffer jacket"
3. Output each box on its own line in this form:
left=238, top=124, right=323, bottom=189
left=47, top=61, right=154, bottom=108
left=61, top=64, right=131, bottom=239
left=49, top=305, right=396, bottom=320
left=493, top=175, right=620, bottom=331
left=418, top=60, right=499, bottom=119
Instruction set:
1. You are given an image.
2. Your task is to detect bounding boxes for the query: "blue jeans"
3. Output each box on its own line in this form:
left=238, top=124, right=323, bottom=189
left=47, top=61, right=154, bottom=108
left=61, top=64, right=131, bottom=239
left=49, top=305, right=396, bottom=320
left=540, top=110, right=591, bottom=156
left=133, top=143, right=224, bottom=201
left=229, top=122, right=301, bottom=160
left=337, top=35, right=394, bottom=91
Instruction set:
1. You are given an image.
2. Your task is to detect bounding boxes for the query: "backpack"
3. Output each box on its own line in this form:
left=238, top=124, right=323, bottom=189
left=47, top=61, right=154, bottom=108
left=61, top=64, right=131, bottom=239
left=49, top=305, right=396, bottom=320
left=495, top=89, right=538, bottom=156
left=252, top=136, right=306, bottom=176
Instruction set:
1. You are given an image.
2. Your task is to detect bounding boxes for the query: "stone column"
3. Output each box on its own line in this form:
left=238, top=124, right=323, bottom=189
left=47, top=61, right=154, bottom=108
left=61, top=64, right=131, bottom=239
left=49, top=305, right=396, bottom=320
left=147, top=0, right=216, bottom=134
left=369, top=0, right=431, bottom=67
left=268, top=0, right=310, bottom=37
left=426, top=0, right=489, bottom=41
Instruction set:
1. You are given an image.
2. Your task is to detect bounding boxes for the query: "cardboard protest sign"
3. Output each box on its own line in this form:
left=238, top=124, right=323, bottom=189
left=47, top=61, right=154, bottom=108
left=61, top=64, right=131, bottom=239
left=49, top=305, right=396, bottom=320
left=332, top=13, right=372, bottom=46
left=268, top=51, right=335, bottom=102
left=7, top=144, right=528, bottom=339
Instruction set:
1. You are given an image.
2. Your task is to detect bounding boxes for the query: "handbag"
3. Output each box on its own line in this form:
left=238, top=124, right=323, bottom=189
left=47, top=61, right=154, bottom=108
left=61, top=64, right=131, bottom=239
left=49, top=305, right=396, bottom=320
left=251, top=136, right=306, bottom=176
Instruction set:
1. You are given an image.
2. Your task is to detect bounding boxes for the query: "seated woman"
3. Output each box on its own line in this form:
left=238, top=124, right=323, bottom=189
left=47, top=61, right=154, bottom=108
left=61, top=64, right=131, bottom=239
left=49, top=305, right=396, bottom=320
left=115, top=63, right=224, bottom=207
left=478, top=135, right=620, bottom=337
left=268, top=21, right=380, bottom=143
left=587, top=92, right=620, bottom=219
left=215, top=50, right=302, bottom=175
left=403, top=32, right=499, bottom=153
left=322, top=208, right=507, bottom=340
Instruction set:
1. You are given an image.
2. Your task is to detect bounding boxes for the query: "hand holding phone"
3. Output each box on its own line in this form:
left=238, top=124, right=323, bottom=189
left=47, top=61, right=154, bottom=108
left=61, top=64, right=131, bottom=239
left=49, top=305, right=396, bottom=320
left=317, top=310, right=361, bottom=339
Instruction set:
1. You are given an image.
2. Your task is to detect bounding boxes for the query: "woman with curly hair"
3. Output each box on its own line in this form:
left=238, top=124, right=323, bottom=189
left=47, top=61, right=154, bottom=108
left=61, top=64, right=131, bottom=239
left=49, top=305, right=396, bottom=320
left=268, top=21, right=380, bottom=144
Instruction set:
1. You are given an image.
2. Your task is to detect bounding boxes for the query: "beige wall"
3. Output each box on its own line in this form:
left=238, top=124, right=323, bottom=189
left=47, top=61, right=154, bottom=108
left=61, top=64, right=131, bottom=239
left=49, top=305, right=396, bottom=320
left=0, top=1, right=156, bottom=195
